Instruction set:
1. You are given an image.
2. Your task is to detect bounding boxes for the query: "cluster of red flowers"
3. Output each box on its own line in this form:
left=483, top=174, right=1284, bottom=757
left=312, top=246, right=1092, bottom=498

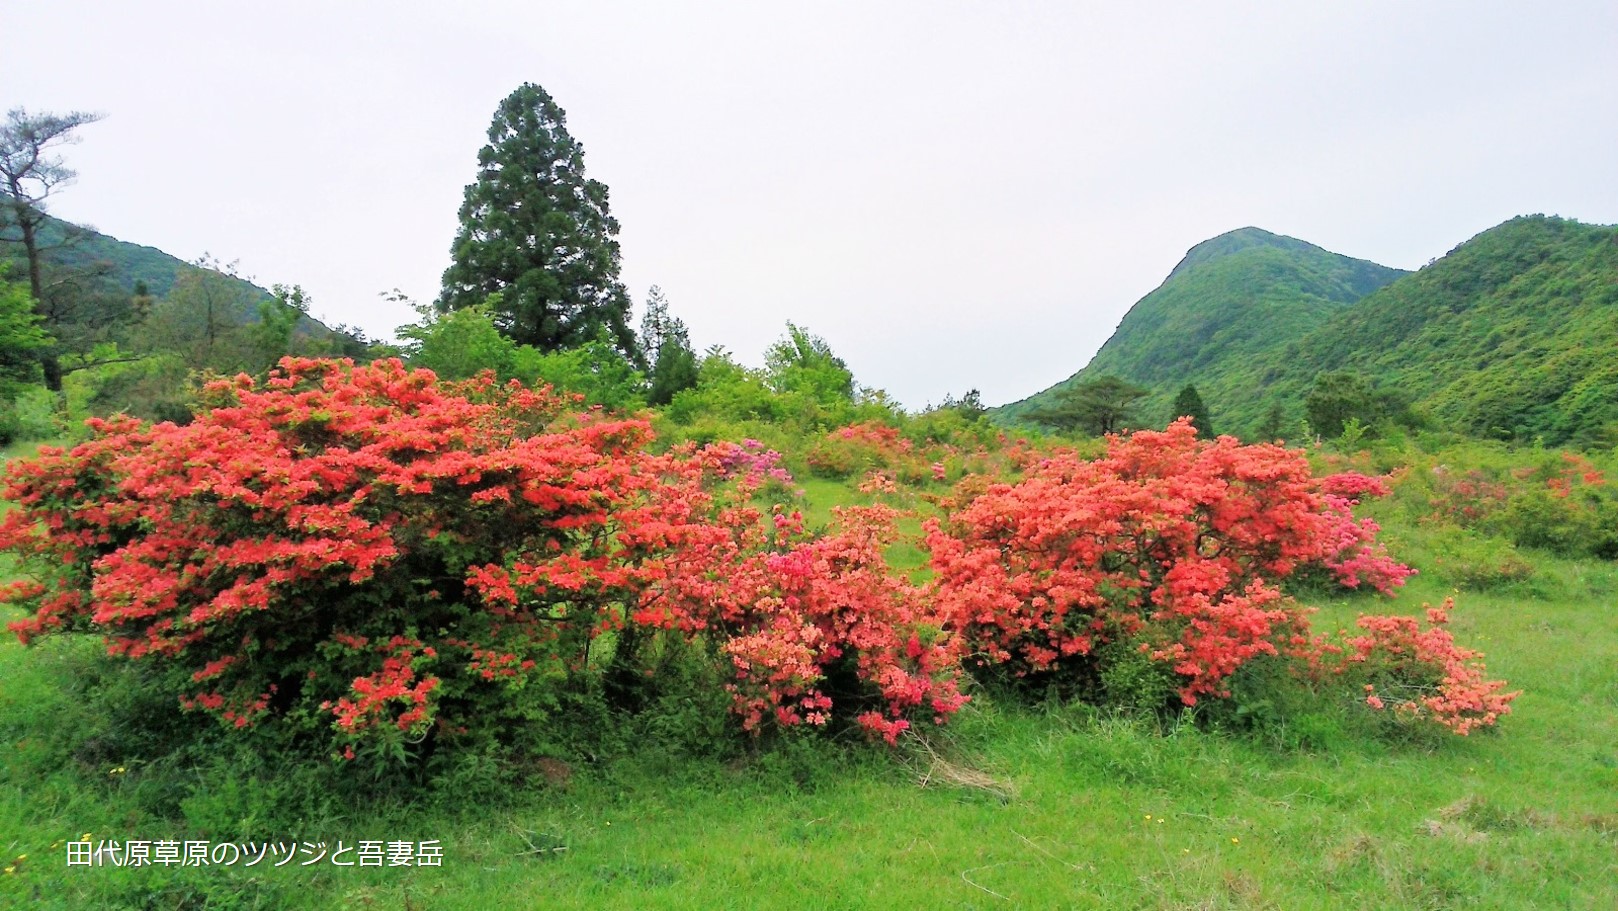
left=0, top=366, right=1514, bottom=751
left=926, top=422, right=1329, bottom=702
left=1341, top=601, right=1519, bottom=734
left=1317, top=472, right=1417, bottom=594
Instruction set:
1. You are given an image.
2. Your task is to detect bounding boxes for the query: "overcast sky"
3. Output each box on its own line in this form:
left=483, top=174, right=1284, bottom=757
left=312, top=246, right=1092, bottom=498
left=6, top=2, right=1616, bottom=408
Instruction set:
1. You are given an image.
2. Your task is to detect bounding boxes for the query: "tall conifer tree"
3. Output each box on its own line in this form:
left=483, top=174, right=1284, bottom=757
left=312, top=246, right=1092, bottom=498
left=438, top=84, right=636, bottom=358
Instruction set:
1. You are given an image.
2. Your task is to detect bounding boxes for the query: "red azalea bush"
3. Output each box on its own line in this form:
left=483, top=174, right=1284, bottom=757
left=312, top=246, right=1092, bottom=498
left=925, top=421, right=1328, bottom=704
left=0, top=359, right=967, bottom=754
left=1315, top=472, right=1417, bottom=594
left=805, top=421, right=934, bottom=483
left=1415, top=451, right=1615, bottom=558
left=921, top=420, right=1497, bottom=730
left=1332, top=600, right=1519, bottom=735
left=0, top=358, right=727, bottom=753
left=0, top=380, right=1515, bottom=754
left=636, top=490, right=968, bottom=744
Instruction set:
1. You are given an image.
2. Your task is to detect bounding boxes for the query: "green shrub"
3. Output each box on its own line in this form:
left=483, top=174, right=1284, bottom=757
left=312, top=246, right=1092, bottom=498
left=1422, top=526, right=1537, bottom=590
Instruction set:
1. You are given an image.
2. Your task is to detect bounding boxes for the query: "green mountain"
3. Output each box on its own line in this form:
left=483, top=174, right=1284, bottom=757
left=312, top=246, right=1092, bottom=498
left=999, top=216, right=1618, bottom=447
left=6, top=214, right=350, bottom=342
left=1271, top=215, right=1618, bottom=444
left=12, top=214, right=269, bottom=303
left=997, top=227, right=1409, bottom=432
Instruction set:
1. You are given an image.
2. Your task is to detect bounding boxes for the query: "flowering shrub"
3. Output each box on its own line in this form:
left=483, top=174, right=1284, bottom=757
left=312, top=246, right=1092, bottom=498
left=0, top=359, right=722, bottom=753
left=707, top=438, right=797, bottom=489
left=1315, top=472, right=1416, bottom=594
left=638, top=501, right=967, bottom=744
left=1425, top=465, right=1513, bottom=527
left=1417, top=452, right=1616, bottom=558
left=926, top=421, right=1330, bottom=704
left=1333, top=601, right=1519, bottom=735
left=0, top=383, right=1517, bottom=752
left=805, top=421, right=925, bottom=481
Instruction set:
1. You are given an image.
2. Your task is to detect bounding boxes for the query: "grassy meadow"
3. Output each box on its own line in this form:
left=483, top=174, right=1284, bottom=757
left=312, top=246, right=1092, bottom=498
left=1, top=429, right=1615, bottom=911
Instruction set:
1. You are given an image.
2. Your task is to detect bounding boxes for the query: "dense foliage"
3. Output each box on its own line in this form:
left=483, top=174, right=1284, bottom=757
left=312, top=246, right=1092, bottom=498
left=1286, top=216, right=1618, bottom=445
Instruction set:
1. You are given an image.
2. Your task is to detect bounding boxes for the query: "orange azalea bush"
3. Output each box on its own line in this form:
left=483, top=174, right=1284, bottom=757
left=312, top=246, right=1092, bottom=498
left=1336, top=600, right=1519, bottom=735
left=924, top=421, right=1510, bottom=730
left=0, top=359, right=723, bottom=749
left=641, top=501, right=966, bottom=744
left=0, top=359, right=965, bottom=754
left=925, top=421, right=1329, bottom=703
left=1, top=380, right=1513, bottom=755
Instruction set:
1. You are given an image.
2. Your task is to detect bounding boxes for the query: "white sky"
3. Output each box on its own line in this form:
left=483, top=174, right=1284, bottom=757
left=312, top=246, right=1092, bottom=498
left=6, top=2, right=1616, bottom=408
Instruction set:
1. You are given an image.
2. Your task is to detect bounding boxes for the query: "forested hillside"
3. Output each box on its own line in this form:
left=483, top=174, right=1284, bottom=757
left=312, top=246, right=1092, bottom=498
left=18, top=214, right=262, bottom=300
left=997, top=227, right=1408, bottom=432
left=1000, top=217, right=1618, bottom=447
left=1275, top=215, right=1618, bottom=445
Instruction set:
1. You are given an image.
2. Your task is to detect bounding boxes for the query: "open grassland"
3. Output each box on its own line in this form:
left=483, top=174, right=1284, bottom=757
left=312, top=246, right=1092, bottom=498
left=0, top=434, right=1615, bottom=910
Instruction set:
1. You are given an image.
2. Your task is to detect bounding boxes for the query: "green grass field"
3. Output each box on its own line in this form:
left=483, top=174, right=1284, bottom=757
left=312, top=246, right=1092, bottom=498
left=1, top=456, right=1615, bottom=910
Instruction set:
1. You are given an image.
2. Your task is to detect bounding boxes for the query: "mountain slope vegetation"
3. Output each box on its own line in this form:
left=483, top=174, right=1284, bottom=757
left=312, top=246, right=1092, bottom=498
left=997, top=227, right=1408, bottom=431
left=1000, top=216, right=1618, bottom=447
left=3, top=213, right=364, bottom=342
left=1276, top=215, right=1618, bottom=445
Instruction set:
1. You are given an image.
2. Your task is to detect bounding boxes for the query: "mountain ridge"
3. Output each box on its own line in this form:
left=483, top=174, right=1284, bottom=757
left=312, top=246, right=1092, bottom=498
left=998, top=227, right=1408, bottom=430
left=998, top=215, right=1618, bottom=446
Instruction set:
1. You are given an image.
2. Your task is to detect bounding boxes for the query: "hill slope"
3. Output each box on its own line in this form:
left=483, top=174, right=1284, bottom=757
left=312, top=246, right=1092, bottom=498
left=5, top=214, right=347, bottom=341
left=999, top=216, right=1618, bottom=446
left=9, top=214, right=268, bottom=304
left=997, top=228, right=1408, bottom=431
left=1274, top=215, right=1618, bottom=444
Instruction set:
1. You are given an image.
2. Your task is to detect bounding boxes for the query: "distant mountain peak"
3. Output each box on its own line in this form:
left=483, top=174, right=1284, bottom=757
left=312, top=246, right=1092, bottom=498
left=1166, top=227, right=1325, bottom=280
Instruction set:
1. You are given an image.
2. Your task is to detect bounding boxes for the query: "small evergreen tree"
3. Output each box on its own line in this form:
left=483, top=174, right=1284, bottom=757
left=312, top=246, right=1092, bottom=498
left=638, top=286, right=699, bottom=406
left=1171, top=383, right=1213, bottom=436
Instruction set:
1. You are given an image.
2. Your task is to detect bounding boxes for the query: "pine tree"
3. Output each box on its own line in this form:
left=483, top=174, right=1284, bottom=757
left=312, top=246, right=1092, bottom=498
left=1171, top=383, right=1213, bottom=436
left=1029, top=375, right=1149, bottom=436
left=0, top=107, right=104, bottom=390
left=437, top=84, right=635, bottom=358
